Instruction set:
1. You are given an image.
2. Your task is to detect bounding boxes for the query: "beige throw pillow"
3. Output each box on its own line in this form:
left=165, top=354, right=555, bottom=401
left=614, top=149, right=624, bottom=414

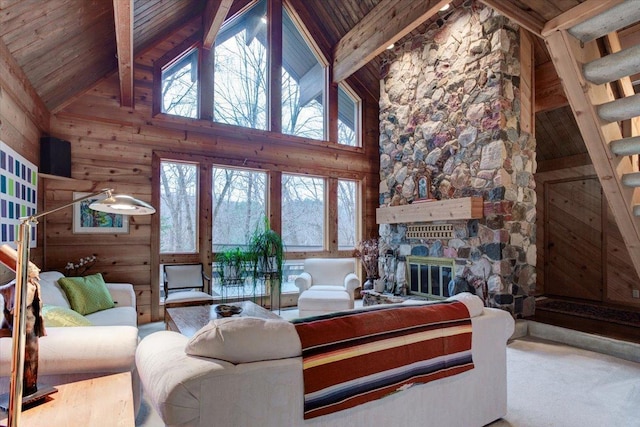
left=185, top=317, right=301, bottom=364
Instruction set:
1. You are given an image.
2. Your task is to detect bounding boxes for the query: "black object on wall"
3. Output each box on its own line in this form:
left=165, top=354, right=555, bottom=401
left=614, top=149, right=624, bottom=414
left=40, top=137, right=71, bottom=177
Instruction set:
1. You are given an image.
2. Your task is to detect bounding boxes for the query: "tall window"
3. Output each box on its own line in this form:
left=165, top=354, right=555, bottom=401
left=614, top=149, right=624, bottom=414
left=156, top=0, right=362, bottom=147
left=161, top=49, right=199, bottom=118
left=212, top=166, right=267, bottom=251
left=338, top=179, right=357, bottom=249
left=338, top=85, right=359, bottom=146
left=213, top=0, right=267, bottom=130
left=281, top=8, right=325, bottom=140
left=282, top=174, right=324, bottom=251
left=160, top=160, right=198, bottom=253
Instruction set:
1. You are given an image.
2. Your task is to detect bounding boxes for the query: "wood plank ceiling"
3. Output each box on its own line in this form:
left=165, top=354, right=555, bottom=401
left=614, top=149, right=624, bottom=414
left=0, top=0, right=636, bottom=159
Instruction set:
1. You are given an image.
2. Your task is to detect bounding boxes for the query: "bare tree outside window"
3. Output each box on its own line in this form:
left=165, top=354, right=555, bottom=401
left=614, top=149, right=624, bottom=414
left=281, top=68, right=324, bottom=139
left=212, top=167, right=267, bottom=251
left=338, top=179, right=357, bottom=249
left=282, top=174, right=324, bottom=251
left=214, top=33, right=267, bottom=130
left=162, top=50, right=198, bottom=118
left=160, top=161, right=198, bottom=253
left=157, top=3, right=359, bottom=261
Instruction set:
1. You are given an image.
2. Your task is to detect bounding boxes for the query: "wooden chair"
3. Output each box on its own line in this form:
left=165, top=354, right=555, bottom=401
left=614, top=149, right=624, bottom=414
left=163, top=263, right=215, bottom=315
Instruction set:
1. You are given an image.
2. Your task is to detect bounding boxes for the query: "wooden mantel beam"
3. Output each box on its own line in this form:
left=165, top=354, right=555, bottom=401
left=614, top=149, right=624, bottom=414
left=332, top=0, right=450, bottom=84
left=113, top=0, right=134, bottom=108
left=203, top=0, right=234, bottom=49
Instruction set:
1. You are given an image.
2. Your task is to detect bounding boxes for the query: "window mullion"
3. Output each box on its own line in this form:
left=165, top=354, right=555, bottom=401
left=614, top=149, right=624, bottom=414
left=327, top=178, right=338, bottom=254
left=200, top=47, right=215, bottom=121
left=327, top=67, right=338, bottom=143
left=268, top=0, right=283, bottom=133
left=269, top=170, right=282, bottom=235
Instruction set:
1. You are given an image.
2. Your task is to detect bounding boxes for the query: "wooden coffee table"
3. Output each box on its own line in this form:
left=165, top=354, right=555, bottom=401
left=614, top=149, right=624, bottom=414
left=166, top=300, right=281, bottom=337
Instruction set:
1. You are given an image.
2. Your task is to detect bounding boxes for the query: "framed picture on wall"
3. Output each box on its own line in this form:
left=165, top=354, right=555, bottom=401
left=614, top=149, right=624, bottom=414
left=0, top=141, right=38, bottom=248
left=72, top=192, right=129, bottom=234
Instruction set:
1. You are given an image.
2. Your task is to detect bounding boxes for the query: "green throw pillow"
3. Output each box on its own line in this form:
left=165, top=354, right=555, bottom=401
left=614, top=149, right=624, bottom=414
left=58, top=273, right=115, bottom=315
left=42, top=305, right=93, bottom=327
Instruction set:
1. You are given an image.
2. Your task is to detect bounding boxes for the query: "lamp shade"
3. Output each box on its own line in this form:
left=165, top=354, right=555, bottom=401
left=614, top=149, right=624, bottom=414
left=89, top=194, right=155, bottom=215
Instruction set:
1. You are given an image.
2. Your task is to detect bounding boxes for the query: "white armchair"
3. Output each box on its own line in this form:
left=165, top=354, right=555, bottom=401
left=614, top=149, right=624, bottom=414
left=295, top=258, right=361, bottom=317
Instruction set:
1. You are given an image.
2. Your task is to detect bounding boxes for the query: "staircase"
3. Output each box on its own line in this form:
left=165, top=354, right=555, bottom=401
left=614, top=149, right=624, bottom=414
left=542, top=0, right=640, bottom=279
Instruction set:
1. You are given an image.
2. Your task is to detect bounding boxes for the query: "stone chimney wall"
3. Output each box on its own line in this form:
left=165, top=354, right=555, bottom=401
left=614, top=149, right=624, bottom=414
left=378, top=1, right=536, bottom=317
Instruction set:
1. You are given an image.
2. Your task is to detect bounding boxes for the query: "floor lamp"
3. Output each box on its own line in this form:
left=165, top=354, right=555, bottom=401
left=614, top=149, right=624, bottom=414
left=1, top=188, right=155, bottom=427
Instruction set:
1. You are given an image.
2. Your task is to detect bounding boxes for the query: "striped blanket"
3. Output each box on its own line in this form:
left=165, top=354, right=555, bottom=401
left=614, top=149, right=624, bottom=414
left=292, top=301, right=474, bottom=419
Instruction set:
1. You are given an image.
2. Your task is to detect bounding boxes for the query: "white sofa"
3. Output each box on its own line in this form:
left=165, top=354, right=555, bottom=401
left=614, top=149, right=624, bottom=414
left=0, top=271, right=140, bottom=411
left=136, top=295, right=515, bottom=427
left=295, top=258, right=361, bottom=317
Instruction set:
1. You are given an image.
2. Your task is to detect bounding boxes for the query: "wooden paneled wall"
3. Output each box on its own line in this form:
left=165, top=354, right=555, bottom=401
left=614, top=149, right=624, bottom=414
left=535, top=160, right=640, bottom=309
left=0, top=38, right=49, bottom=282
left=46, top=22, right=380, bottom=323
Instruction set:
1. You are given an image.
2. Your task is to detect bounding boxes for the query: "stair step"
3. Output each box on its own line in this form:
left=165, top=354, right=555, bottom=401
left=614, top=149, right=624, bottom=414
left=611, top=137, right=640, bottom=156
left=621, top=172, right=640, bottom=188
left=598, top=93, right=640, bottom=122
left=584, top=44, right=640, bottom=85
left=569, top=1, right=640, bottom=43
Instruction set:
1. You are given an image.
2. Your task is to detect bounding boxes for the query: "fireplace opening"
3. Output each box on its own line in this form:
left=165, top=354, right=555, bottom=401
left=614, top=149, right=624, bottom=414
left=406, top=256, right=455, bottom=299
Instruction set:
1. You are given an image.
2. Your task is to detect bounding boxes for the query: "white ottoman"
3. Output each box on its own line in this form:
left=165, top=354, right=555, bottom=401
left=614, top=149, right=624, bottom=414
left=297, top=288, right=353, bottom=317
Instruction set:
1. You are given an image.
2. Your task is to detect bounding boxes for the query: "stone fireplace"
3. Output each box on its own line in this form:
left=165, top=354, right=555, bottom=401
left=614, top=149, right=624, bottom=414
left=377, top=1, right=536, bottom=317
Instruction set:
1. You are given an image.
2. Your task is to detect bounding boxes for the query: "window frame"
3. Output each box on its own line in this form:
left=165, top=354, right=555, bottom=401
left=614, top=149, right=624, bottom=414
left=281, top=172, right=328, bottom=252
left=211, top=164, right=269, bottom=252
left=159, top=159, right=201, bottom=255
left=151, top=1, right=363, bottom=149
left=152, top=34, right=202, bottom=118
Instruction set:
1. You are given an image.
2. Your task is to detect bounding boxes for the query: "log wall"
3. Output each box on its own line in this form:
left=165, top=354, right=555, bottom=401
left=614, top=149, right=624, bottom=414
left=46, top=23, right=380, bottom=323
left=0, top=38, right=49, bottom=283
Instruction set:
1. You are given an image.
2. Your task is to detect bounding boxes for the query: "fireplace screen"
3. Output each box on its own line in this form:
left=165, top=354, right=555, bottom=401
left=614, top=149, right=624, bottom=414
left=406, top=256, right=455, bottom=299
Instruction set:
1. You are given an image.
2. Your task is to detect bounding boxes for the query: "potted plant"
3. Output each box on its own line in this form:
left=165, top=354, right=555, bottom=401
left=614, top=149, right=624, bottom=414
left=216, top=247, right=248, bottom=284
left=249, top=217, right=284, bottom=307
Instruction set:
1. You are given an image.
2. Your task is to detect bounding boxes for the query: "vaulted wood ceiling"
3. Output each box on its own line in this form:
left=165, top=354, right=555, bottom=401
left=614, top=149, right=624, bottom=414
left=1, top=0, right=637, bottom=160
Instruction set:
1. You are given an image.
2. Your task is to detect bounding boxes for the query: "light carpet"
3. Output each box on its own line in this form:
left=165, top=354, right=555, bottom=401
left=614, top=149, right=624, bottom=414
left=136, top=319, right=640, bottom=427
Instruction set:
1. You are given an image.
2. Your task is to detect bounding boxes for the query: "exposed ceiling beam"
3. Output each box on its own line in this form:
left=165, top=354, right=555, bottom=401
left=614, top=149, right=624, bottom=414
left=332, top=0, right=450, bottom=84
left=478, top=0, right=545, bottom=37
left=113, top=0, right=134, bottom=108
left=203, top=0, right=234, bottom=49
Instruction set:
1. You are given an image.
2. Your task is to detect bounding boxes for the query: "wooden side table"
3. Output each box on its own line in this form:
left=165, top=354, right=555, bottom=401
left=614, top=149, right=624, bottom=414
left=0, top=372, right=134, bottom=427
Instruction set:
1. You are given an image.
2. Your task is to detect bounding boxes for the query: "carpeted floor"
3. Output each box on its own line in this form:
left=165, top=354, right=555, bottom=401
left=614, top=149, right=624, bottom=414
left=536, top=297, right=640, bottom=327
left=135, top=317, right=640, bottom=427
